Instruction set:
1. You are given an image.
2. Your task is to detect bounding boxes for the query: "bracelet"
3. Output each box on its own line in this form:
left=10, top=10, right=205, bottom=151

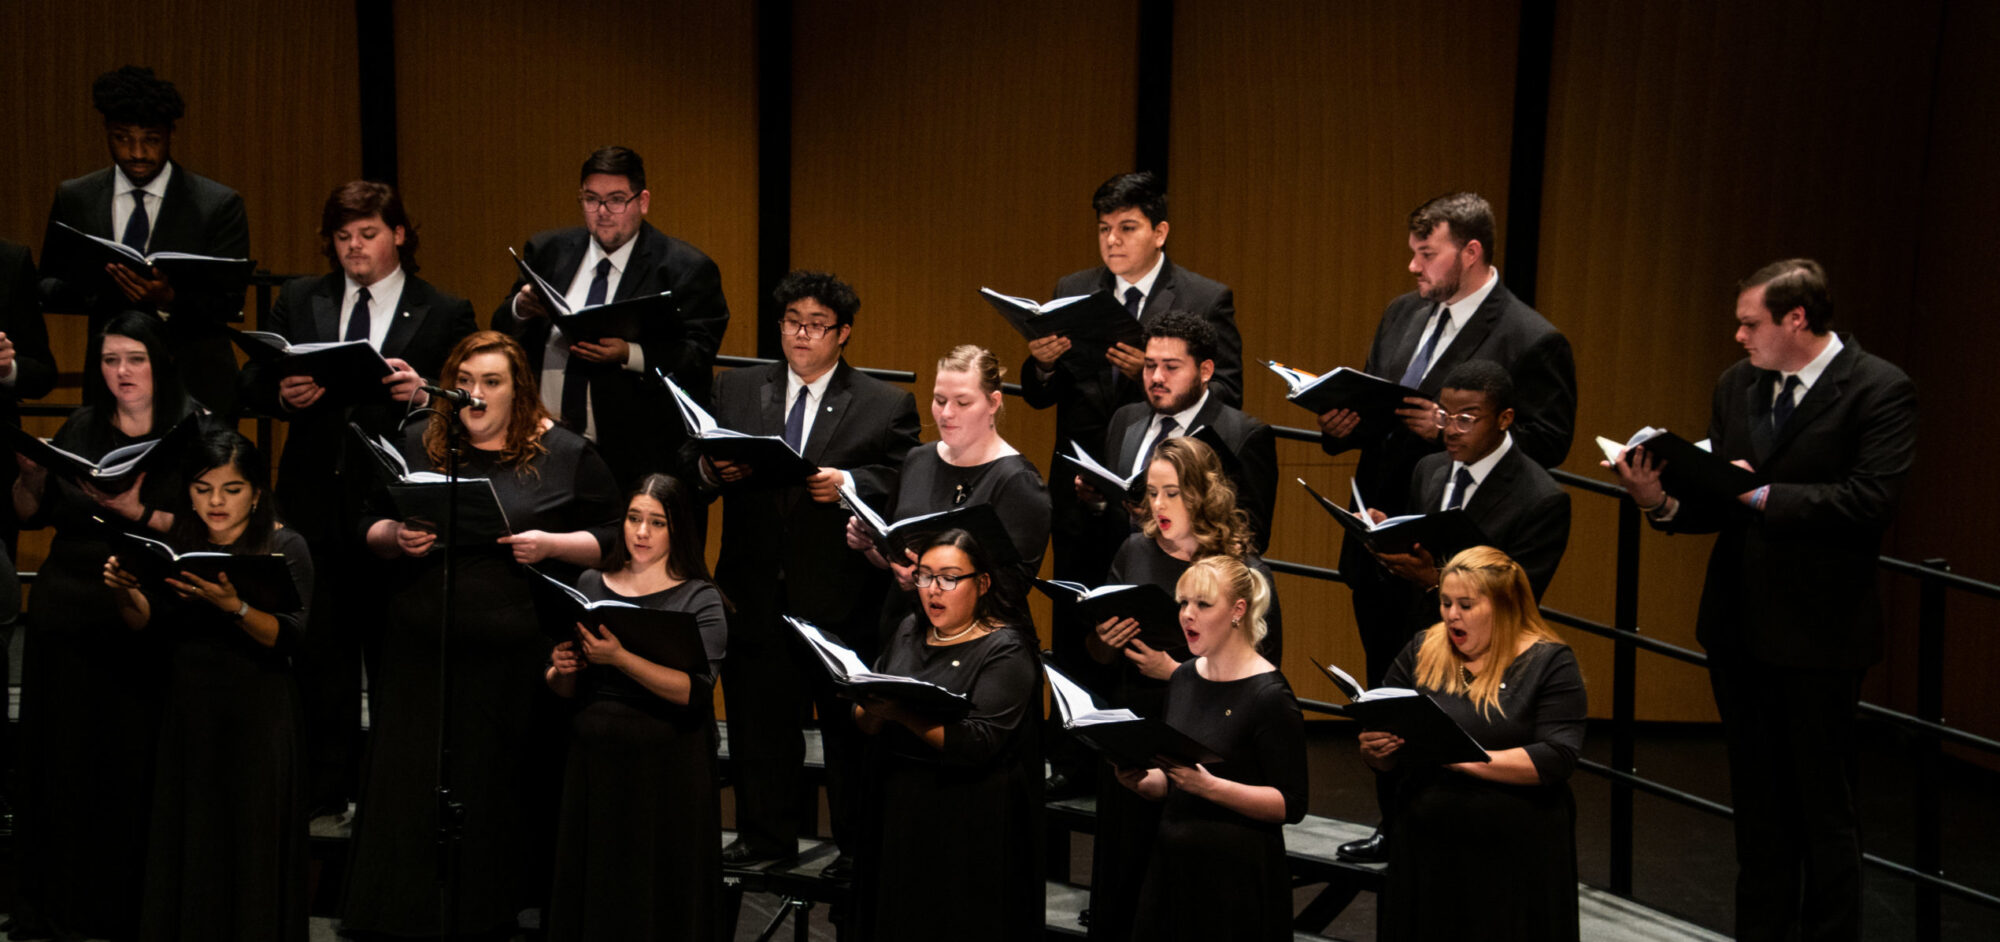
left=232, top=600, right=251, bottom=620
left=1639, top=495, right=1668, bottom=515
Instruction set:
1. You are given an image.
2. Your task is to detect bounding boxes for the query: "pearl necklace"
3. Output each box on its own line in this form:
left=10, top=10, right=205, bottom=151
left=930, top=621, right=983, bottom=644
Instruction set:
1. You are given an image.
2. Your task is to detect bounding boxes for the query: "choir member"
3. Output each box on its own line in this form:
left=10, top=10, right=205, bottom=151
left=854, top=529, right=1043, bottom=941
left=104, top=429, right=311, bottom=941
left=340, top=331, right=621, bottom=938
left=1360, top=546, right=1586, bottom=941
left=544, top=473, right=728, bottom=941
left=1081, top=435, right=1283, bottom=942
left=8, top=310, right=194, bottom=939
left=848, top=343, right=1050, bottom=628
left=1119, top=554, right=1307, bottom=941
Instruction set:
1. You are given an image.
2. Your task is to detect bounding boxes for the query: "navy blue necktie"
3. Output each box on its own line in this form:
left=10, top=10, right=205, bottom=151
left=1446, top=465, right=1476, bottom=510
left=1136, top=416, right=1178, bottom=475
left=585, top=257, right=612, bottom=307
left=1772, top=375, right=1802, bottom=430
left=783, top=388, right=810, bottom=452
left=122, top=190, right=151, bottom=252
left=1399, top=305, right=1451, bottom=388
left=344, top=287, right=372, bottom=342
left=1124, top=285, right=1143, bottom=320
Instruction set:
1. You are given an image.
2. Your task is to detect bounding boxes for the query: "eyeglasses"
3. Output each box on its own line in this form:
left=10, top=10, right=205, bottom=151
left=1433, top=409, right=1485, bottom=432
left=779, top=319, right=837, bottom=340
left=913, top=570, right=980, bottom=590
left=578, top=194, right=637, bottom=214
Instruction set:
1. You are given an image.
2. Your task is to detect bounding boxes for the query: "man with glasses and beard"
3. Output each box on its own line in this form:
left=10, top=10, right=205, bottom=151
left=494, top=145, right=730, bottom=487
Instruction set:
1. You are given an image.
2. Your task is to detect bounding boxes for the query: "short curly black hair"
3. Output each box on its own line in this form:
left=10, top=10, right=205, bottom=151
left=92, top=66, right=185, bottom=127
left=772, top=270, right=860, bottom=328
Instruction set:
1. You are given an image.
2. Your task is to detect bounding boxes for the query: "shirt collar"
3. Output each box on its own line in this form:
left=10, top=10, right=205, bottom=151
left=787, top=360, right=839, bottom=403
left=585, top=232, right=639, bottom=278
left=1440, top=266, right=1501, bottom=327
left=1162, top=386, right=1209, bottom=430
left=345, top=265, right=406, bottom=309
left=1455, top=430, right=1514, bottom=487
left=1118, top=251, right=1168, bottom=299
left=118, top=161, right=173, bottom=199
left=1788, top=331, right=1844, bottom=391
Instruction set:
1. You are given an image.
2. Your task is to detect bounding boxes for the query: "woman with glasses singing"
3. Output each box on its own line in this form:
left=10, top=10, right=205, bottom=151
left=848, top=344, right=1050, bottom=628
left=1078, top=435, right=1284, bottom=942
left=851, top=528, right=1043, bottom=942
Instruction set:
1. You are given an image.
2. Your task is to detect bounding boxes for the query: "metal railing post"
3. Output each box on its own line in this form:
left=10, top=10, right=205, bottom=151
left=1915, top=558, right=1950, bottom=942
left=1610, top=496, right=1641, bottom=896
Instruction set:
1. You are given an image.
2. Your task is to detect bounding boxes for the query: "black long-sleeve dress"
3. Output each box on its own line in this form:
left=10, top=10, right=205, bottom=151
left=862, top=617, right=1043, bottom=941
left=1377, top=637, right=1586, bottom=941
left=14, top=406, right=184, bottom=939
left=1086, top=533, right=1285, bottom=942
left=548, top=572, right=728, bottom=942
left=883, top=443, right=1050, bottom=631
left=1130, top=661, right=1308, bottom=941
left=340, top=424, right=621, bottom=937
left=140, top=526, right=314, bottom=941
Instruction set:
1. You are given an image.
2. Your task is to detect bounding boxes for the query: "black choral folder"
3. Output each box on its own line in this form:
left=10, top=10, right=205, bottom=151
left=1044, top=658, right=1222, bottom=769
left=787, top=615, right=972, bottom=718
left=106, top=525, right=302, bottom=614
left=527, top=569, right=709, bottom=673
left=1311, top=657, right=1489, bottom=766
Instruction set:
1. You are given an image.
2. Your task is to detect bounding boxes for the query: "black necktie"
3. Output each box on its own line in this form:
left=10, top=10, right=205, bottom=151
left=1446, top=465, right=1476, bottom=510
left=1772, top=374, right=1802, bottom=430
left=1398, top=305, right=1451, bottom=388
left=1137, top=416, right=1178, bottom=474
left=783, top=387, right=810, bottom=451
left=344, top=287, right=373, bottom=342
left=1124, top=285, right=1143, bottom=320
left=585, top=257, right=612, bottom=308
left=122, top=190, right=151, bottom=252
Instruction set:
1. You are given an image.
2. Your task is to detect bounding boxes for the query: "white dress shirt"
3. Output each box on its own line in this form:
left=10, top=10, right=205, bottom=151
left=338, top=266, right=406, bottom=350
left=541, top=236, right=640, bottom=441
left=1128, top=387, right=1209, bottom=477
left=112, top=162, right=174, bottom=254
left=1409, top=266, right=1501, bottom=383
left=1441, top=431, right=1514, bottom=511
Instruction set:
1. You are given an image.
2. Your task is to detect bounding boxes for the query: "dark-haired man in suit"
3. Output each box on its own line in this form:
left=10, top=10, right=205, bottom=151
left=695, top=270, right=919, bottom=873
left=1024, top=171, right=1241, bottom=797
left=1610, top=259, right=1915, bottom=942
left=239, top=181, right=477, bottom=818
left=40, top=65, right=250, bottom=415
left=495, top=145, right=729, bottom=487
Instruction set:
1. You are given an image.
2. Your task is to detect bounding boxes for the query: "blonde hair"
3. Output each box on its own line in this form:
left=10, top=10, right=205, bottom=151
left=935, top=344, right=1006, bottom=425
left=1412, top=546, right=1566, bottom=718
left=1137, top=436, right=1254, bottom=557
left=1176, top=554, right=1272, bottom=651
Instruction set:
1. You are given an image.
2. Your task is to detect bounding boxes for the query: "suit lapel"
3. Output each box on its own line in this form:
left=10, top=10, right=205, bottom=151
left=83, top=172, right=116, bottom=238
left=1141, top=259, right=1179, bottom=327
left=1745, top=370, right=1777, bottom=463
left=311, top=284, right=341, bottom=342
left=1766, top=343, right=1855, bottom=461
left=1390, top=301, right=1436, bottom=378
left=1463, top=448, right=1518, bottom=518
left=380, top=279, right=432, bottom=357
left=149, top=164, right=199, bottom=251
left=802, top=364, right=854, bottom=464
left=544, top=231, right=589, bottom=296
left=615, top=225, right=658, bottom=302
left=1419, top=287, right=1507, bottom=396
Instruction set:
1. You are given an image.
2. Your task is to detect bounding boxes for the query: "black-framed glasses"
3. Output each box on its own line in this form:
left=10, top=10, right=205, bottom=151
left=913, top=570, right=980, bottom=590
left=779, top=319, right=837, bottom=339
left=1433, top=408, right=1485, bottom=432
left=578, top=193, right=637, bottom=214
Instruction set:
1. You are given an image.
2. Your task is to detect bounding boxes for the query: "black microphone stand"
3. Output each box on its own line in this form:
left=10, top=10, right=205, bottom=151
left=403, top=398, right=469, bottom=938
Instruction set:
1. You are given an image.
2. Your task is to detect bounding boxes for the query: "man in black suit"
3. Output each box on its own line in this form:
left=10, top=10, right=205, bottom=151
left=1024, top=173, right=1241, bottom=795
left=1318, top=192, right=1576, bottom=688
left=39, top=66, right=250, bottom=416
left=1610, top=260, right=1916, bottom=942
left=695, top=270, right=919, bottom=870
left=238, top=181, right=477, bottom=816
left=1092, top=310, right=1277, bottom=556
left=494, top=145, right=729, bottom=487
left=1367, top=360, right=1571, bottom=605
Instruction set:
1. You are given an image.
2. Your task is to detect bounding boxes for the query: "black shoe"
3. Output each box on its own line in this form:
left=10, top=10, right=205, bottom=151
left=821, top=853, right=856, bottom=882
left=1336, top=831, right=1387, bottom=863
left=1045, top=771, right=1090, bottom=800
left=721, top=838, right=796, bottom=868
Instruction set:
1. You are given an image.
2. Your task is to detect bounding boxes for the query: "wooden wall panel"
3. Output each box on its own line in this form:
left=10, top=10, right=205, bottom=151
left=1538, top=0, right=1943, bottom=721
left=1168, top=0, right=1523, bottom=707
left=3, top=0, right=361, bottom=574
left=787, top=0, right=1142, bottom=638
left=394, top=0, right=759, bottom=356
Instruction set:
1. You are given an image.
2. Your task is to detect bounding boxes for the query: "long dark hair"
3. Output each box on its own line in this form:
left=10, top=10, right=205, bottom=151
left=166, top=428, right=277, bottom=554
left=600, top=474, right=710, bottom=583
left=423, top=330, right=551, bottom=471
left=919, top=527, right=1005, bottom=628
left=81, top=310, right=193, bottom=448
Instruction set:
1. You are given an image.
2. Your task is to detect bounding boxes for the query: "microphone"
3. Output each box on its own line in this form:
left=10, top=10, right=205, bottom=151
left=421, top=384, right=486, bottom=410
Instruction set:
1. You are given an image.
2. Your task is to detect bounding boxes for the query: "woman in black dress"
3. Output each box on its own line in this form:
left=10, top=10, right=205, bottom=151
left=854, top=529, right=1043, bottom=941
left=848, top=344, right=1049, bottom=627
left=341, top=330, right=622, bottom=939
left=544, top=473, right=728, bottom=941
left=9, top=311, right=193, bottom=940
left=1079, top=435, right=1283, bottom=942
left=1120, top=554, right=1307, bottom=941
left=104, top=429, right=312, bottom=941
left=1362, top=546, right=1586, bottom=941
